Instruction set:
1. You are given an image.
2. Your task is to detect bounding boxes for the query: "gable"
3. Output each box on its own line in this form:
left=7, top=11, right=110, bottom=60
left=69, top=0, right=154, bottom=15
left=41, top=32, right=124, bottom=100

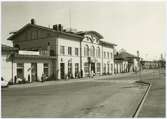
left=83, top=33, right=100, bottom=44
left=9, top=24, right=56, bottom=42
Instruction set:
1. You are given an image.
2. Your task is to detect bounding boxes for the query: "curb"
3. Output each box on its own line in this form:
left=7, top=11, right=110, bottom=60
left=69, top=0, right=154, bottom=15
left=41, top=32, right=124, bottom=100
left=132, top=81, right=151, bottom=118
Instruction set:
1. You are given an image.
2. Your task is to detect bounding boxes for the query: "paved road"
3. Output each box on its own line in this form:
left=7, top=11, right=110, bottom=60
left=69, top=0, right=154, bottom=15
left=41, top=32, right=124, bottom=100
left=1, top=69, right=165, bottom=118
left=138, top=69, right=166, bottom=117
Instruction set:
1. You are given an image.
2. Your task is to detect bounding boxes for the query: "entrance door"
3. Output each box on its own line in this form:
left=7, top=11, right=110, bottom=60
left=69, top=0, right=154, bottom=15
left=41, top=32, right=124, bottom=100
left=31, top=63, right=37, bottom=82
left=60, top=63, right=65, bottom=79
left=91, top=63, right=95, bottom=73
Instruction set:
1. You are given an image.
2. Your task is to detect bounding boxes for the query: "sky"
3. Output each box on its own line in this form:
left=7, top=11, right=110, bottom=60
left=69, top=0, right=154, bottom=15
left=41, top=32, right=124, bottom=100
left=1, top=1, right=166, bottom=60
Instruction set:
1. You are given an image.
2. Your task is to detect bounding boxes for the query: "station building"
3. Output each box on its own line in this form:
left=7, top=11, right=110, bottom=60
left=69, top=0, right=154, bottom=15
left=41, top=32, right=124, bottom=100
left=5, top=19, right=116, bottom=82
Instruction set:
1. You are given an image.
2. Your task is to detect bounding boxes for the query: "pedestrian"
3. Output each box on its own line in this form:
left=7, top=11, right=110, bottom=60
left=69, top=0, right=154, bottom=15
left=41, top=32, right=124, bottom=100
left=28, top=74, right=30, bottom=83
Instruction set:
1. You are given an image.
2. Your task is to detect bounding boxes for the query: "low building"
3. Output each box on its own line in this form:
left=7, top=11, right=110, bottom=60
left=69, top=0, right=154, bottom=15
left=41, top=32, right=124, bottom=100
left=114, top=51, right=140, bottom=74
left=1, top=45, right=56, bottom=83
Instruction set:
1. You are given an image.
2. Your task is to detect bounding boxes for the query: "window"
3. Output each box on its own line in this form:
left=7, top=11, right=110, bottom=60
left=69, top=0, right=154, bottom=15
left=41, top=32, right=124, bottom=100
left=103, top=63, right=106, bottom=73
left=43, top=63, right=49, bottom=76
left=104, top=52, right=106, bottom=58
left=107, top=63, right=110, bottom=73
left=68, top=47, right=72, bottom=55
left=17, top=63, right=24, bottom=79
left=60, top=46, right=65, bottom=55
left=84, top=62, right=89, bottom=73
left=31, top=31, right=37, bottom=40
left=50, top=50, right=55, bottom=56
left=111, top=64, right=113, bottom=73
left=90, top=46, right=95, bottom=57
left=84, top=45, right=89, bottom=57
left=68, top=63, right=72, bottom=78
left=96, top=47, right=100, bottom=58
left=111, top=53, right=113, bottom=59
left=97, top=63, right=101, bottom=73
left=107, top=52, right=109, bottom=59
left=75, top=48, right=79, bottom=56
left=75, top=63, right=79, bottom=73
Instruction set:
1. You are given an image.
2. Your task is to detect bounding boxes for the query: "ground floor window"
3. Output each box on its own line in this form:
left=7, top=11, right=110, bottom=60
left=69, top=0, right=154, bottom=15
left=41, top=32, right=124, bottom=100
left=84, top=62, right=89, bottom=74
left=75, top=63, right=79, bottom=78
left=103, top=63, right=106, bottom=74
left=17, top=63, right=24, bottom=79
left=107, top=63, right=110, bottom=74
left=68, top=63, right=73, bottom=78
left=43, top=63, right=49, bottom=76
left=96, top=63, right=101, bottom=73
left=111, top=64, right=113, bottom=74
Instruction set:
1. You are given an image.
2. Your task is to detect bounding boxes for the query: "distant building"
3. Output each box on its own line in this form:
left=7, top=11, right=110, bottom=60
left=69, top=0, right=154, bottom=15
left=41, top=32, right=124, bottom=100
left=114, top=51, right=140, bottom=73
left=6, top=19, right=116, bottom=82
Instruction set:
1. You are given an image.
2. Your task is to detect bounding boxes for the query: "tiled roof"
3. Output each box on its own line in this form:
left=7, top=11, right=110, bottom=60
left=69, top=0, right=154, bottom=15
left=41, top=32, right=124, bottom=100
left=114, top=51, right=137, bottom=60
left=7, top=23, right=83, bottom=40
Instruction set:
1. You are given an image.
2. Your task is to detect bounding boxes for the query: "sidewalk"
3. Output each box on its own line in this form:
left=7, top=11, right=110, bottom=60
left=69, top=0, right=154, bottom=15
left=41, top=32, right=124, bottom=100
left=7, top=70, right=154, bottom=89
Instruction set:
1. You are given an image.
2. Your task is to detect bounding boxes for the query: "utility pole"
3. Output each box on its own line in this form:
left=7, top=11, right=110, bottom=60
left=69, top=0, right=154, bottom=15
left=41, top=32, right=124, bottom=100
left=69, top=8, right=72, bottom=31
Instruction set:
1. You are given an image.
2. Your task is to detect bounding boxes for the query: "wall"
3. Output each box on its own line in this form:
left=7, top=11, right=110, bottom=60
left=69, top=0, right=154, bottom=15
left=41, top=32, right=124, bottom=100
left=102, top=46, right=114, bottom=74
left=57, top=37, right=81, bottom=79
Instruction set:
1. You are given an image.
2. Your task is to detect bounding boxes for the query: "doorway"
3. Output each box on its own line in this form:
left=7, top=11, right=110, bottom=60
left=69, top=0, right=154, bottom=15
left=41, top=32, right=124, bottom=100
left=60, top=63, right=65, bottom=79
left=91, top=63, right=95, bottom=73
left=31, top=63, right=37, bottom=82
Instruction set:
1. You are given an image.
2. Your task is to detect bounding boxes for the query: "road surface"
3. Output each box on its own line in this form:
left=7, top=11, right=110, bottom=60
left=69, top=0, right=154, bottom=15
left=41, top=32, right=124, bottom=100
left=1, top=69, right=165, bottom=118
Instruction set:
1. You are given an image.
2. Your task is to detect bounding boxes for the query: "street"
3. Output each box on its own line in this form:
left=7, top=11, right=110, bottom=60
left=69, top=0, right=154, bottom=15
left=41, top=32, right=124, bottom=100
left=1, top=69, right=165, bottom=118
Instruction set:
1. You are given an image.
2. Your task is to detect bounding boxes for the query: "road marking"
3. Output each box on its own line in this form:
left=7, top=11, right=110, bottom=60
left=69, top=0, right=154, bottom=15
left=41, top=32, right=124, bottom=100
left=132, top=82, right=151, bottom=118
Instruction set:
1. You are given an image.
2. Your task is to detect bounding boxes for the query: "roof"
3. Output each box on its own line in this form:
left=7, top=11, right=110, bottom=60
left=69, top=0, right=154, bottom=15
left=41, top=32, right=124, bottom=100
left=1, top=44, right=18, bottom=51
left=100, top=40, right=117, bottom=47
left=7, top=23, right=83, bottom=41
left=114, top=51, right=138, bottom=60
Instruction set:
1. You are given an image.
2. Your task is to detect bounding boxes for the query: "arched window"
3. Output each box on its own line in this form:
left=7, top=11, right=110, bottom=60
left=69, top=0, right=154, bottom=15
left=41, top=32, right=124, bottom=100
left=92, top=46, right=95, bottom=57
left=84, top=45, right=89, bottom=56
left=90, top=46, right=95, bottom=57
left=96, top=47, right=100, bottom=58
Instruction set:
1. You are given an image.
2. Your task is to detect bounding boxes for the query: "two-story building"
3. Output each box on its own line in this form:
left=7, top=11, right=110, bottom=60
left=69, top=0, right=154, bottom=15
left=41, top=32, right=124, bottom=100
left=6, top=19, right=116, bottom=81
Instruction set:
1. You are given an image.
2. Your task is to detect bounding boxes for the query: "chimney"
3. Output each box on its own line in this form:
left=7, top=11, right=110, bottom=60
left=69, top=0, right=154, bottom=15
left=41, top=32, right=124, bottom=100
left=53, top=25, right=58, bottom=30
left=31, top=18, right=36, bottom=25
left=58, top=24, right=63, bottom=32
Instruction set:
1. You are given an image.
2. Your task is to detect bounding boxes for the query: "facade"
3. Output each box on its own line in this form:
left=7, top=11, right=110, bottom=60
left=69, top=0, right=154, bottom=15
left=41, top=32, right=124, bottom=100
left=1, top=45, right=55, bottom=83
left=140, top=60, right=165, bottom=69
left=7, top=19, right=116, bottom=81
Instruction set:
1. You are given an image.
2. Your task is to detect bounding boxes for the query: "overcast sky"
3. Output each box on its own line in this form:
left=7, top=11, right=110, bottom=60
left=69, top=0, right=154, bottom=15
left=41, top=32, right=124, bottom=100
left=1, top=1, right=166, bottom=60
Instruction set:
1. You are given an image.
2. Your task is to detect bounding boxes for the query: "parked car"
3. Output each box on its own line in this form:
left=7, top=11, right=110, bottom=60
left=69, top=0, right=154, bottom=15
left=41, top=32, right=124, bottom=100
left=1, top=77, right=9, bottom=88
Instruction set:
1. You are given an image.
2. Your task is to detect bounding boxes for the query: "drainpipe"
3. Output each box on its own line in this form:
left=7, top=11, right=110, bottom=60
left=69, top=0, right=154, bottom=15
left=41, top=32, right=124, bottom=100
left=102, top=43, right=103, bottom=75
left=80, top=40, right=82, bottom=73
